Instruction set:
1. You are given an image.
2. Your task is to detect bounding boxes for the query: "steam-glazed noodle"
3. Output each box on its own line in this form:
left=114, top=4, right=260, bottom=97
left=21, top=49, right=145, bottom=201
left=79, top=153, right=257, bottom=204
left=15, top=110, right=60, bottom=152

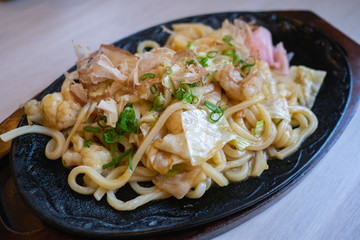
left=1, top=19, right=326, bottom=210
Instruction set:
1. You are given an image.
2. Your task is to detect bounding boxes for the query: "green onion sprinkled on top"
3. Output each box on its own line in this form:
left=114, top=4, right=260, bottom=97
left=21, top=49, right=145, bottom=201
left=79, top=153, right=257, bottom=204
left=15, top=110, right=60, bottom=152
left=207, top=50, right=218, bottom=58
left=204, top=100, right=227, bottom=122
left=150, top=84, right=158, bottom=95
left=83, top=126, right=101, bottom=134
left=141, top=73, right=155, bottom=81
left=222, top=35, right=234, bottom=46
left=254, top=120, right=264, bottom=137
left=83, top=140, right=93, bottom=148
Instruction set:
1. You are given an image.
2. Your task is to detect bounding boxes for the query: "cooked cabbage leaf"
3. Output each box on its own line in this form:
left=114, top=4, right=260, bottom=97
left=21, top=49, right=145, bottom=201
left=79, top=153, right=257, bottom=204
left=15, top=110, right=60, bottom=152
left=294, top=66, right=326, bottom=108
left=182, top=109, right=236, bottom=165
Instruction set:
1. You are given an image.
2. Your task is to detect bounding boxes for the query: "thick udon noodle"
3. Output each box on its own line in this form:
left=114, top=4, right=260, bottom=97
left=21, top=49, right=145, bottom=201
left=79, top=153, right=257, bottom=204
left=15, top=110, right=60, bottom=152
left=1, top=20, right=325, bottom=210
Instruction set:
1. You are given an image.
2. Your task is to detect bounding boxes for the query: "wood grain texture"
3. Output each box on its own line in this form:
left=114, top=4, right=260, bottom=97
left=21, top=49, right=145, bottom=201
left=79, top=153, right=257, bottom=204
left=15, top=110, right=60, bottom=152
left=0, top=1, right=359, bottom=240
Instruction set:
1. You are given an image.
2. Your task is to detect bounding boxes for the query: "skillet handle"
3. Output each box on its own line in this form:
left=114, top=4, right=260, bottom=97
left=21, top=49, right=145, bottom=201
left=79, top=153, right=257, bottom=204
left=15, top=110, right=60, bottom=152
left=0, top=108, right=24, bottom=160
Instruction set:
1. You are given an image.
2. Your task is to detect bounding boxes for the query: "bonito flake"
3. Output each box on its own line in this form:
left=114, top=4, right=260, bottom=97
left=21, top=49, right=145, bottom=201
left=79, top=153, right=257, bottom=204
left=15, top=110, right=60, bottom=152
left=182, top=109, right=236, bottom=165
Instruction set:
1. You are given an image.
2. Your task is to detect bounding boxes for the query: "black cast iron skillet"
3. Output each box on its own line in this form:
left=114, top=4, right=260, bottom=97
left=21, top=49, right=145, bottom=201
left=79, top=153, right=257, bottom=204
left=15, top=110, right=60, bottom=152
left=9, top=11, right=351, bottom=238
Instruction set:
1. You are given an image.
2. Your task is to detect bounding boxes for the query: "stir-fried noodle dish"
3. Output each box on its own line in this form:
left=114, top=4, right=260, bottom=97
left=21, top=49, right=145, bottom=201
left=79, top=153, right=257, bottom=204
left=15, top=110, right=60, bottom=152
left=1, top=20, right=326, bottom=211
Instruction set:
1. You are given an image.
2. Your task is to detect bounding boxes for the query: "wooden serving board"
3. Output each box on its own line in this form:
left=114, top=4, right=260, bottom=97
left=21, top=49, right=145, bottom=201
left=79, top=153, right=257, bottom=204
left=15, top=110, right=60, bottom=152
left=0, top=11, right=359, bottom=240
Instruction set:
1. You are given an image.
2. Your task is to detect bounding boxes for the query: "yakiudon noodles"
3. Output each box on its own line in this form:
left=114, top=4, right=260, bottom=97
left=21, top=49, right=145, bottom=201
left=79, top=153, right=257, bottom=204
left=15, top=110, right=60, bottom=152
left=1, top=19, right=326, bottom=210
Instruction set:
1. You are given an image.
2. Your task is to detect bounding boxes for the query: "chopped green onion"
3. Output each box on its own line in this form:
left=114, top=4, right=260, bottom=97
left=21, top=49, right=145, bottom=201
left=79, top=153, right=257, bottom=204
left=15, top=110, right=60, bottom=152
left=175, top=83, right=198, bottom=104
left=254, top=120, right=264, bottom=137
left=175, top=88, right=185, bottom=100
left=182, top=92, right=199, bottom=104
left=204, top=100, right=226, bottom=123
left=210, top=111, right=224, bottom=122
left=186, top=41, right=194, bottom=49
left=191, top=95, right=199, bottom=104
left=276, top=119, right=283, bottom=126
left=186, top=59, right=195, bottom=65
left=222, top=50, right=244, bottom=66
left=152, top=93, right=165, bottom=111
left=231, top=137, right=251, bottom=150
left=97, top=113, right=108, bottom=128
left=240, top=56, right=256, bottom=75
left=141, top=73, right=155, bottom=81
left=187, top=82, right=199, bottom=88
left=216, top=100, right=227, bottom=110
left=222, top=35, right=234, bottom=46
left=164, top=66, right=172, bottom=75
left=233, top=55, right=243, bottom=67
left=196, top=56, right=208, bottom=67
left=117, top=105, right=137, bottom=133
left=223, top=49, right=235, bottom=57
left=207, top=50, right=218, bottom=58
left=83, top=126, right=101, bottom=134
left=128, top=148, right=133, bottom=173
left=103, top=148, right=132, bottom=169
left=103, top=128, right=123, bottom=144
left=166, top=165, right=182, bottom=177
left=150, top=84, right=158, bottom=95
left=182, top=92, right=192, bottom=103
left=204, top=100, right=220, bottom=113
left=83, top=140, right=92, bottom=148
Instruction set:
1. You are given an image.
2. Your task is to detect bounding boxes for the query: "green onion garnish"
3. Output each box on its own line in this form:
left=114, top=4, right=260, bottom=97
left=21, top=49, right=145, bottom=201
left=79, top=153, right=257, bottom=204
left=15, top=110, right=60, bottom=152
left=240, top=56, right=256, bottom=75
left=186, top=41, right=194, bottom=49
left=233, top=55, right=243, bottom=66
left=128, top=148, right=133, bottom=173
left=186, top=59, right=195, bottom=66
left=207, top=50, right=218, bottom=58
left=232, top=137, right=251, bottom=150
left=175, top=83, right=199, bottom=104
left=166, top=165, right=181, bottom=177
left=141, top=73, right=155, bottom=81
left=97, top=113, right=108, bottom=128
left=152, top=93, right=165, bottom=111
left=150, top=84, right=158, bottom=95
left=216, top=100, right=227, bottom=110
left=103, top=128, right=123, bottom=144
left=117, top=104, right=137, bottom=133
left=223, top=49, right=235, bottom=57
left=83, top=140, right=93, bottom=148
left=222, top=35, right=234, bottom=46
left=254, top=120, right=264, bottom=137
left=204, top=100, right=226, bottom=122
left=83, top=126, right=101, bottom=134
left=182, top=92, right=199, bottom=104
left=276, top=119, right=283, bottom=126
left=164, top=66, right=172, bottom=75
left=187, top=82, right=199, bottom=88
left=102, top=148, right=132, bottom=169
left=210, top=111, right=224, bottom=122
left=222, top=50, right=244, bottom=66
left=204, top=100, right=220, bottom=113
left=196, top=57, right=208, bottom=67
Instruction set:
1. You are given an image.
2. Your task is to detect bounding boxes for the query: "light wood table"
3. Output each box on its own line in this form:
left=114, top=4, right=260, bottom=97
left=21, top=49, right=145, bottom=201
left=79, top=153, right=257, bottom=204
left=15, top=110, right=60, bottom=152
left=0, top=0, right=359, bottom=239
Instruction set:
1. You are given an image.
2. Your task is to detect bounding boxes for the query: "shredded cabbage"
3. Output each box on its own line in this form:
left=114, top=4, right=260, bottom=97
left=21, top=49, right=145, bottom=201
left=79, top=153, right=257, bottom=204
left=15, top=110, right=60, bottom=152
left=182, top=109, right=236, bottom=165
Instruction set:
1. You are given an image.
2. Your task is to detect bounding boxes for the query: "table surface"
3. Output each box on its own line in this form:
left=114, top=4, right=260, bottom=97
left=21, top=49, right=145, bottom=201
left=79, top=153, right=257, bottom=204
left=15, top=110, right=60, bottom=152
left=0, top=0, right=359, bottom=239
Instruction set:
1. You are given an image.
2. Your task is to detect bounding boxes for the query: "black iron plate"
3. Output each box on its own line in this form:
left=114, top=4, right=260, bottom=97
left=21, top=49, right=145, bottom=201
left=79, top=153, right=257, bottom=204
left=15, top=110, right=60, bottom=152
left=10, top=12, right=351, bottom=238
